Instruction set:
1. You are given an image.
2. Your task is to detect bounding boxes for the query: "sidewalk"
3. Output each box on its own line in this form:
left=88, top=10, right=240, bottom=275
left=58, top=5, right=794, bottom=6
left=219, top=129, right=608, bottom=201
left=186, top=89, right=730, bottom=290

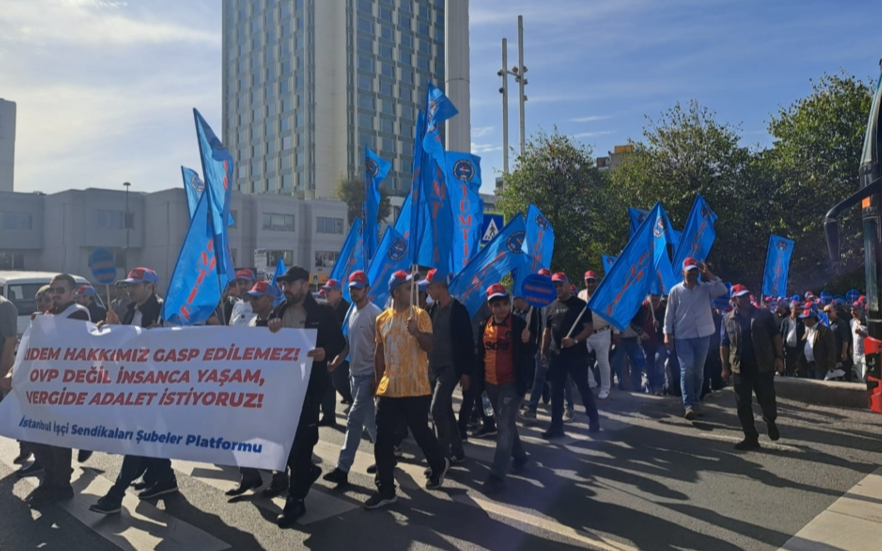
left=774, top=376, right=868, bottom=409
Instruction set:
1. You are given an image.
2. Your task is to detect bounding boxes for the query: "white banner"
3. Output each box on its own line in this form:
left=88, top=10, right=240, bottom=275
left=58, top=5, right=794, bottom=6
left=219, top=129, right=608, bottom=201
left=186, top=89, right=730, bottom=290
left=0, top=316, right=315, bottom=471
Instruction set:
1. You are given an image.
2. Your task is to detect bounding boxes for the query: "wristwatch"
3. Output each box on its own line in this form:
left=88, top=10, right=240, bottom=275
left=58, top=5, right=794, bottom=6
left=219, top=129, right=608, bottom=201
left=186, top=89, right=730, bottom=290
left=574, top=338, right=580, bottom=344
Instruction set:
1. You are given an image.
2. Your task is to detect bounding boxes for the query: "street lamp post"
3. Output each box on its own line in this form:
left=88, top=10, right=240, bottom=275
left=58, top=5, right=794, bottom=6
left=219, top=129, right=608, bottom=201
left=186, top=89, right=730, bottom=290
left=123, top=181, right=131, bottom=273
left=497, top=15, right=529, bottom=184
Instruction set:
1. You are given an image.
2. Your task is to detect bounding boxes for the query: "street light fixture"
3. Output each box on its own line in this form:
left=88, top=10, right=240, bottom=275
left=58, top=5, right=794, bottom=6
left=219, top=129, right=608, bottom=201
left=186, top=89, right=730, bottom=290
left=498, top=15, right=529, bottom=182
left=123, top=181, right=131, bottom=273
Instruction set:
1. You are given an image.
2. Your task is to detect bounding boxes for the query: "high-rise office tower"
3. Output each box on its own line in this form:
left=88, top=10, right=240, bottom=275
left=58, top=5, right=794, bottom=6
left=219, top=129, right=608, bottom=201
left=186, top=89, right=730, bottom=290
left=222, top=0, right=459, bottom=200
left=0, top=99, right=15, bottom=193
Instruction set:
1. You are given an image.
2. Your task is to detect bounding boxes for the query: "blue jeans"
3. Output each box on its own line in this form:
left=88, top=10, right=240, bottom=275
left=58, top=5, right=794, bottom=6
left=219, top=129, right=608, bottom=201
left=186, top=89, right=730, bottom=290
left=526, top=350, right=573, bottom=411
left=336, top=373, right=377, bottom=472
left=612, top=337, right=647, bottom=391
left=648, top=343, right=667, bottom=393
left=676, top=336, right=711, bottom=411
left=485, top=382, right=527, bottom=479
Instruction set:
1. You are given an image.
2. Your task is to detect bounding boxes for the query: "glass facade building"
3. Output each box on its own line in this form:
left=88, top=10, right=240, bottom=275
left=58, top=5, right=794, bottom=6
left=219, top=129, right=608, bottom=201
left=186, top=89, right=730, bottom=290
left=221, top=0, right=447, bottom=199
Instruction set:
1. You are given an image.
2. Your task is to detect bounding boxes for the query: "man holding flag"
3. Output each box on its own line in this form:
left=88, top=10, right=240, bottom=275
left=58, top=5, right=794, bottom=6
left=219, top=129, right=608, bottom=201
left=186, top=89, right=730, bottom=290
left=664, top=259, right=728, bottom=420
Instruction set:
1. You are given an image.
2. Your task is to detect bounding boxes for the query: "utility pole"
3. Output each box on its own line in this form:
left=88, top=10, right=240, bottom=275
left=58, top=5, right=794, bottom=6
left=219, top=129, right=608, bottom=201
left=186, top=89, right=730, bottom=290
left=498, top=38, right=510, bottom=177
left=497, top=16, right=529, bottom=183
left=514, top=15, right=528, bottom=156
left=123, top=181, right=131, bottom=273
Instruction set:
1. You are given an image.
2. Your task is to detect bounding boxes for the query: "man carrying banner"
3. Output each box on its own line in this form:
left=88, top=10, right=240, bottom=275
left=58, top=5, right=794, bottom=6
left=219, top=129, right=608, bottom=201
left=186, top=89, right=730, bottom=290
left=267, top=266, right=345, bottom=527
left=541, top=273, right=600, bottom=439
left=366, top=270, right=450, bottom=510
left=477, top=284, right=533, bottom=493
left=720, top=284, right=785, bottom=450
left=320, top=278, right=353, bottom=425
left=324, top=271, right=383, bottom=486
left=663, top=259, right=728, bottom=420
left=424, top=268, right=474, bottom=464
left=226, top=280, right=287, bottom=497
left=578, top=271, right=615, bottom=399
left=90, top=267, right=179, bottom=515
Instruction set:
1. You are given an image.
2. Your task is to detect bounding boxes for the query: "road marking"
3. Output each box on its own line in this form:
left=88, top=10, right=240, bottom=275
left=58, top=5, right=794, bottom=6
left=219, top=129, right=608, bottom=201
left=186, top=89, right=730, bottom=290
left=779, top=467, right=882, bottom=551
left=0, top=437, right=230, bottom=551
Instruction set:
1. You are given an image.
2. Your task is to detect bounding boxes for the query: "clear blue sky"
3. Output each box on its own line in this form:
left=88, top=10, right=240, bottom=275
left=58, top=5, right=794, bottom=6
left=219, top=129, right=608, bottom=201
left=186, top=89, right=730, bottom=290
left=2, top=0, right=881, bottom=196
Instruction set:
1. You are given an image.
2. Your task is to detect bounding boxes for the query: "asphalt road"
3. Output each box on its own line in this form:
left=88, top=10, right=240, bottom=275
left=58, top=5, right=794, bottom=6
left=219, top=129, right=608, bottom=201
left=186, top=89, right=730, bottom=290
left=0, top=387, right=879, bottom=551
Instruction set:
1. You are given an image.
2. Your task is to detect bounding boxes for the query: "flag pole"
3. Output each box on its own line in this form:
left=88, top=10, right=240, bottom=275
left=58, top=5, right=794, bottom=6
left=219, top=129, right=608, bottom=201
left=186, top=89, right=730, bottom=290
left=566, top=305, right=589, bottom=339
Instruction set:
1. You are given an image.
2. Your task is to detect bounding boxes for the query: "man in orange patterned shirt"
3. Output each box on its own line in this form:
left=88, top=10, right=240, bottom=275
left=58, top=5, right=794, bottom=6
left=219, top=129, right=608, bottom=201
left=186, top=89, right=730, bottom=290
left=366, top=271, right=450, bottom=509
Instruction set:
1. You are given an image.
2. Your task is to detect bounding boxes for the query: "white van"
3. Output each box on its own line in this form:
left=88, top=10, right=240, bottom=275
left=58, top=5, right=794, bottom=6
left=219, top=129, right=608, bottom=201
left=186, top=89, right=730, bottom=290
left=0, top=271, right=92, bottom=337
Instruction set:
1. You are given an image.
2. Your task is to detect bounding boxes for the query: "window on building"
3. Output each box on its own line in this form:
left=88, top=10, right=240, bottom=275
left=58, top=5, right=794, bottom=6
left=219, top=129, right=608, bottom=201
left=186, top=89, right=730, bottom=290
left=263, top=213, right=296, bottom=231
left=0, top=212, right=33, bottom=230
left=358, top=56, right=374, bottom=72
left=357, top=0, right=372, bottom=14
left=380, top=24, right=394, bottom=41
left=0, top=252, right=25, bottom=270
left=358, top=93, right=375, bottom=110
left=314, top=251, right=339, bottom=269
left=379, top=7, right=393, bottom=22
left=95, top=210, right=126, bottom=230
left=358, top=73, right=373, bottom=91
left=399, top=14, right=411, bottom=29
left=379, top=79, right=394, bottom=96
left=379, top=44, right=393, bottom=59
left=316, top=217, right=344, bottom=234
left=357, top=17, right=373, bottom=33
left=265, top=250, right=294, bottom=267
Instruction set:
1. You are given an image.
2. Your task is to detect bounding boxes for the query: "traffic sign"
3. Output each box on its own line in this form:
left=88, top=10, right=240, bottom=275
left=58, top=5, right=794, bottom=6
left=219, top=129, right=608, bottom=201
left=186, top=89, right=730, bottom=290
left=520, top=273, right=556, bottom=308
left=88, top=248, right=117, bottom=285
left=481, top=213, right=504, bottom=245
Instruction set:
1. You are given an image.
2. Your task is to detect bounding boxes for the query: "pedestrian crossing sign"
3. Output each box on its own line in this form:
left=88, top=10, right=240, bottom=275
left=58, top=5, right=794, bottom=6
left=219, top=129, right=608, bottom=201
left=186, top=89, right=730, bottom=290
left=481, top=213, right=505, bottom=245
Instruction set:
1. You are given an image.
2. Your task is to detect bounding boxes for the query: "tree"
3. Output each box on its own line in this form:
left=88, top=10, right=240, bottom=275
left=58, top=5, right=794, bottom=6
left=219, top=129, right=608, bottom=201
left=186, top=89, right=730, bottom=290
left=497, top=129, right=621, bottom=280
left=336, top=177, right=393, bottom=227
left=766, top=72, right=874, bottom=291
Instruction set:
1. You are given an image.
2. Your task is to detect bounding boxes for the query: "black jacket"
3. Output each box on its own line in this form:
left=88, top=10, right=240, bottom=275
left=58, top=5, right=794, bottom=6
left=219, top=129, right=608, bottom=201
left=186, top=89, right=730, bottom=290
left=475, top=314, right=536, bottom=397
left=271, top=293, right=345, bottom=393
left=426, top=298, right=476, bottom=379
left=779, top=315, right=805, bottom=347
left=123, top=294, right=163, bottom=327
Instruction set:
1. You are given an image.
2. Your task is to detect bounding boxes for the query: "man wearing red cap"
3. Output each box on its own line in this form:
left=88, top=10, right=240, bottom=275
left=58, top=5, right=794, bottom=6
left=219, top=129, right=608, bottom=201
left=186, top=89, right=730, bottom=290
left=424, top=268, right=475, bottom=464
left=663, top=258, right=728, bottom=420
left=541, top=272, right=600, bottom=439
left=578, top=270, right=615, bottom=399
left=75, top=285, right=107, bottom=323
left=323, top=271, right=383, bottom=486
left=720, top=284, right=785, bottom=450
left=476, top=284, right=533, bottom=493
left=366, top=270, right=449, bottom=509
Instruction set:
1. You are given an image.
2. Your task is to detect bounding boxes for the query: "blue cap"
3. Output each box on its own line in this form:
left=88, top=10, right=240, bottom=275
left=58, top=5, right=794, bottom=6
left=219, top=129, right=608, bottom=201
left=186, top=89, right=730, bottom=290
left=388, top=270, right=415, bottom=293
left=418, top=279, right=429, bottom=293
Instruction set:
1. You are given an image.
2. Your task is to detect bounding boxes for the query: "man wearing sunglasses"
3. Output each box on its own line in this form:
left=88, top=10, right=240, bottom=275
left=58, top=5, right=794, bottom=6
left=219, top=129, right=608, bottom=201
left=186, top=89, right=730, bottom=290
left=2, top=273, right=90, bottom=507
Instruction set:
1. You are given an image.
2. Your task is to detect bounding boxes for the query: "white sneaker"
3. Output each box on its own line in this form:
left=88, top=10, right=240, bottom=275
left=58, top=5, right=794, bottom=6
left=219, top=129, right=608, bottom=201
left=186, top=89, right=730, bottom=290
left=824, top=368, right=846, bottom=380
left=598, top=389, right=610, bottom=399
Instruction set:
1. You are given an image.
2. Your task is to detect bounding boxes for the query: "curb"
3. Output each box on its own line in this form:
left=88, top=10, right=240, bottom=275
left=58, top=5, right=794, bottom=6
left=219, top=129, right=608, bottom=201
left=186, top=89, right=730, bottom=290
left=774, top=377, right=868, bottom=410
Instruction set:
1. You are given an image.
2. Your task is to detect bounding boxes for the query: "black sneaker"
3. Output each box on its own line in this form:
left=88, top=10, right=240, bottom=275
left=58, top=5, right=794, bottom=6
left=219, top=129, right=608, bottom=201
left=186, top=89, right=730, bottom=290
left=276, top=498, right=306, bottom=527
left=483, top=475, right=506, bottom=495
left=29, top=485, right=73, bottom=508
left=132, top=480, right=152, bottom=491
left=458, top=426, right=469, bottom=442
left=425, top=458, right=450, bottom=490
left=364, top=492, right=397, bottom=509
left=519, top=408, right=537, bottom=420
left=322, top=469, right=349, bottom=485
left=511, top=455, right=529, bottom=474
left=262, top=473, right=289, bottom=498
left=734, top=438, right=761, bottom=451
left=16, top=462, right=44, bottom=478
left=366, top=464, right=378, bottom=475
left=541, top=428, right=566, bottom=440
left=767, top=421, right=780, bottom=441
left=588, top=419, right=601, bottom=433
left=89, top=496, right=122, bottom=515
left=77, top=450, right=93, bottom=463
left=13, top=449, right=31, bottom=465
left=684, top=408, right=697, bottom=421
left=225, top=476, right=262, bottom=496
left=471, top=425, right=498, bottom=438
left=318, top=417, right=338, bottom=427
left=449, top=451, right=466, bottom=465
left=138, top=479, right=178, bottom=500
left=392, top=445, right=404, bottom=458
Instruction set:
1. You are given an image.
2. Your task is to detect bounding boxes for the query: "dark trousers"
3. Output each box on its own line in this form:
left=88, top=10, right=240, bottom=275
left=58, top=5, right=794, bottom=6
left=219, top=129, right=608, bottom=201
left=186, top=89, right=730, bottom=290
left=321, top=371, right=336, bottom=420
left=107, top=456, right=175, bottom=500
left=458, top=376, right=495, bottom=430
left=331, top=361, right=353, bottom=403
left=31, top=444, right=71, bottom=490
left=286, top=390, right=322, bottom=504
left=549, top=354, right=599, bottom=430
left=783, top=346, right=800, bottom=376
left=732, top=368, right=777, bottom=440
left=375, top=395, right=445, bottom=496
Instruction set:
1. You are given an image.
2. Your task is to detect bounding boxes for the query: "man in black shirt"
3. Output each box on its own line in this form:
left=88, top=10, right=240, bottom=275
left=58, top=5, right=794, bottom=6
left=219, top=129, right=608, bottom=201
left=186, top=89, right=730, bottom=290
left=720, top=284, right=785, bottom=450
left=822, top=304, right=851, bottom=380
left=75, top=285, right=107, bottom=323
left=541, top=273, right=600, bottom=439
left=320, top=278, right=352, bottom=425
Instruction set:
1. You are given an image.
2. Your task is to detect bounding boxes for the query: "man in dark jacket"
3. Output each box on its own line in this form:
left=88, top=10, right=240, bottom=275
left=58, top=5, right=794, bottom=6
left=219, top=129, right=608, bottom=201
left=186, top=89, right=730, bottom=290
left=90, top=267, right=178, bottom=515
left=75, top=285, right=107, bottom=323
left=476, top=285, right=534, bottom=493
left=320, top=278, right=353, bottom=425
left=268, top=266, right=345, bottom=527
left=424, top=269, right=475, bottom=463
left=720, top=284, right=785, bottom=451
left=796, top=304, right=837, bottom=380
left=779, top=301, right=805, bottom=376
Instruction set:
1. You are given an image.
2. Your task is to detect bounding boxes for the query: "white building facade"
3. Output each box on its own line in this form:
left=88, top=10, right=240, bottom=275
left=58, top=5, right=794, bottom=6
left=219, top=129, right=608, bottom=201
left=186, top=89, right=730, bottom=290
left=0, top=99, right=15, bottom=192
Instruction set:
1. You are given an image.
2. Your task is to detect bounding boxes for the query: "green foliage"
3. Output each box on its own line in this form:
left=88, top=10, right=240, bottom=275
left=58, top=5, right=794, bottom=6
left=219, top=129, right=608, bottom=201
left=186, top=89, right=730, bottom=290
left=496, top=129, right=622, bottom=280
left=335, top=177, right=393, bottom=227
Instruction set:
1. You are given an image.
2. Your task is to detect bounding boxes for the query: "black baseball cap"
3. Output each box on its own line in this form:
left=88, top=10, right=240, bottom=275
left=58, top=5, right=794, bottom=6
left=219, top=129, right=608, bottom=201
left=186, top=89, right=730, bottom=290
left=276, top=266, right=310, bottom=283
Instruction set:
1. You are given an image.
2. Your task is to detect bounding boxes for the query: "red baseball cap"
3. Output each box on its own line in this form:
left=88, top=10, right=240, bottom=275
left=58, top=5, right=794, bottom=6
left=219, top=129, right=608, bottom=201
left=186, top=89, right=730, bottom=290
left=584, top=270, right=598, bottom=280
left=75, top=285, right=96, bottom=297
left=486, top=284, right=509, bottom=301
left=247, top=281, right=279, bottom=298
left=424, top=268, right=449, bottom=285
left=388, top=270, right=415, bottom=292
left=322, top=278, right=341, bottom=290
left=538, top=268, right=551, bottom=277
left=731, top=284, right=750, bottom=297
left=683, top=258, right=701, bottom=271
left=123, top=267, right=159, bottom=284
left=348, top=270, right=368, bottom=289
left=551, top=272, right=568, bottom=283
left=235, top=268, right=256, bottom=281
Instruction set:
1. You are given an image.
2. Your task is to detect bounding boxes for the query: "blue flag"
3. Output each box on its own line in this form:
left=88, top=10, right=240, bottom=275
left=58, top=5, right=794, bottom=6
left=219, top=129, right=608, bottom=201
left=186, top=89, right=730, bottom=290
left=193, top=109, right=235, bottom=282
left=181, top=166, right=203, bottom=219
left=514, top=205, right=554, bottom=297
left=366, top=226, right=412, bottom=309
left=425, top=82, right=459, bottom=133
left=450, top=214, right=528, bottom=318
left=589, top=203, right=669, bottom=331
left=602, top=255, right=617, bottom=275
left=419, top=126, right=454, bottom=274
left=762, top=235, right=794, bottom=298
left=270, top=256, right=286, bottom=306
left=162, top=192, right=226, bottom=325
left=672, top=194, right=717, bottom=282
left=446, top=151, right=483, bottom=273
left=329, top=218, right=364, bottom=303
left=630, top=206, right=680, bottom=247
left=394, top=192, right=412, bottom=240
left=364, top=148, right=392, bottom=264
left=408, top=112, right=427, bottom=263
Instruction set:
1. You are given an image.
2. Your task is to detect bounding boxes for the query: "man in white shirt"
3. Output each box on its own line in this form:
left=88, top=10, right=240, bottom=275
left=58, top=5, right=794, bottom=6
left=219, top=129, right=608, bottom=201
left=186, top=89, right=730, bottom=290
left=578, top=270, right=617, bottom=399
left=663, top=258, right=728, bottom=420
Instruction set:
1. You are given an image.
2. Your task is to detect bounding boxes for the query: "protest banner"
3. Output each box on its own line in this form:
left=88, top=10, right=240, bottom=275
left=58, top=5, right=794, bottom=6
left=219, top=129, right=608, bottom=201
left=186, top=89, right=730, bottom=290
left=0, top=316, right=316, bottom=471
